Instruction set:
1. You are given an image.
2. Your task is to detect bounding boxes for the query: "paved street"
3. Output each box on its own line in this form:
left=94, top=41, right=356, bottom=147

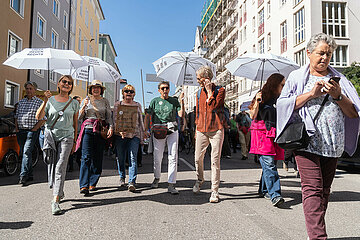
left=1, top=150, right=360, bottom=240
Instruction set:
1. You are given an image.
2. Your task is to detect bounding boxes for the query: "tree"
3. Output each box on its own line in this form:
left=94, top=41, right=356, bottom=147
left=343, top=62, right=360, bottom=95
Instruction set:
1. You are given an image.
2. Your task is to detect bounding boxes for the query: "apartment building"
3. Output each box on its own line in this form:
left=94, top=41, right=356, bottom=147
left=195, top=0, right=360, bottom=114
left=0, top=0, right=32, bottom=116
left=71, top=0, right=104, bottom=98
left=29, top=0, right=71, bottom=91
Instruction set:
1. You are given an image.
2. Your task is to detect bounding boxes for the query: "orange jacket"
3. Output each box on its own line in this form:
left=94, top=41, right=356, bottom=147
left=195, top=84, right=226, bottom=133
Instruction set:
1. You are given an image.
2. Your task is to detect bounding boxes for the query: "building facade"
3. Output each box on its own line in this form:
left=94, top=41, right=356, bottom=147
left=71, top=0, right=104, bottom=99
left=194, top=0, right=360, bottom=114
left=29, top=0, right=71, bottom=91
left=0, top=0, right=32, bottom=116
left=98, top=33, right=117, bottom=107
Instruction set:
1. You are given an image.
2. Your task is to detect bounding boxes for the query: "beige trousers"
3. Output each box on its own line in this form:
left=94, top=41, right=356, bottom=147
left=239, top=131, right=250, bottom=157
left=194, top=128, right=224, bottom=192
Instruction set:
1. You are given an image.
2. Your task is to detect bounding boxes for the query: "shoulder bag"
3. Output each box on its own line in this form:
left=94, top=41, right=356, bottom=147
left=276, top=95, right=329, bottom=150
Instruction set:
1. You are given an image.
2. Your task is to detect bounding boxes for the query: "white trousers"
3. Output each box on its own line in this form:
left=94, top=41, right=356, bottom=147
left=153, top=130, right=178, bottom=184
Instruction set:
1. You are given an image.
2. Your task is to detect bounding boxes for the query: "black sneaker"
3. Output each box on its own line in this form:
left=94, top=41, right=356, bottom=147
left=272, top=196, right=285, bottom=207
left=19, top=177, right=27, bottom=186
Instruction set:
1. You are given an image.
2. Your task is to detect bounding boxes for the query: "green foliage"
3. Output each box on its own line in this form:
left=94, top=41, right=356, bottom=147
left=343, top=62, right=360, bottom=95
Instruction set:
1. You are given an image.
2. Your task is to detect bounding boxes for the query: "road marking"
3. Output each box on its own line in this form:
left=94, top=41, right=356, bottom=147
left=179, top=157, right=195, bottom=171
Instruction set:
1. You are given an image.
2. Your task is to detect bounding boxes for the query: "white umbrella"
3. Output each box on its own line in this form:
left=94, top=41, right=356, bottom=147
left=55, top=56, right=121, bottom=84
left=225, top=53, right=300, bottom=85
left=152, top=51, right=216, bottom=86
left=3, top=48, right=88, bottom=89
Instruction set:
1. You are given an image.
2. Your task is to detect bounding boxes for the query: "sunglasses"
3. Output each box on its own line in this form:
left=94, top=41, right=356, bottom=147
left=61, top=79, right=73, bottom=85
left=160, top=87, right=169, bottom=91
left=124, top=90, right=135, bottom=94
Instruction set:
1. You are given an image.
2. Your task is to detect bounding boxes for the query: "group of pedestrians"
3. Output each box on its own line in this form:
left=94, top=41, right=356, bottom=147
left=13, top=33, right=360, bottom=240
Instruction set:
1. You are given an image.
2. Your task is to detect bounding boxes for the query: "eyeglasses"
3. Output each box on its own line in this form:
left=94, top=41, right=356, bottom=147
left=124, top=90, right=135, bottom=94
left=61, top=79, right=73, bottom=85
left=160, top=87, right=169, bottom=91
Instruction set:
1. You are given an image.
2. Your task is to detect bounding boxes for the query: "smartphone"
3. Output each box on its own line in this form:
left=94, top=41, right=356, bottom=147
left=330, top=76, right=340, bottom=84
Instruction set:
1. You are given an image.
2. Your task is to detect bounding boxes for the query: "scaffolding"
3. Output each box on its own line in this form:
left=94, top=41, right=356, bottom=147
left=201, top=0, right=222, bottom=33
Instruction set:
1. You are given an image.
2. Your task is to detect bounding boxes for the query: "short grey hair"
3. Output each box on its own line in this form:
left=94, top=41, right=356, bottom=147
left=196, top=65, right=213, bottom=80
left=24, top=81, right=38, bottom=89
left=306, top=33, right=338, bottom=53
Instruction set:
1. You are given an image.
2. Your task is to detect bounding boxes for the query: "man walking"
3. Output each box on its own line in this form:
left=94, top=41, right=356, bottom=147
left=15, top=82, right=44, bottom=186
left=193, top=66, right=226, bottom=203
left=145, top=81, right=185, bottom=194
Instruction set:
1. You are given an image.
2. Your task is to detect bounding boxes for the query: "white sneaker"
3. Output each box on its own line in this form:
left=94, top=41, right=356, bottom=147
left=151, top=178, right=160, bottom=188
left=209, top=191, right=220, bottom=203
left=168, top=183, right=179, bottom=195
left=192, top=180, right=204, bottom=194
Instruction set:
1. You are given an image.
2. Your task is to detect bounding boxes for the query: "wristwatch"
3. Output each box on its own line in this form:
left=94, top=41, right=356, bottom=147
left=333, top=94, right=343, bottom=101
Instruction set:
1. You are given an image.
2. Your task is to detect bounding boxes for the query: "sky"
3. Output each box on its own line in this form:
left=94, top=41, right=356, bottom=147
left=99, top=1, right=205, bottom=107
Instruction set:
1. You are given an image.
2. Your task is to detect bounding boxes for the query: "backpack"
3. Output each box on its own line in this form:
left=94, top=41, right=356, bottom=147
left=196, top=86, right=230, bottom=126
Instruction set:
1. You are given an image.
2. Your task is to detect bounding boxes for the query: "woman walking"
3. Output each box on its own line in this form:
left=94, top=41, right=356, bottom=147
left=113, top=85, right=147, bottom=192
left=77, top=80, right=113, bottom=195
left=277, top=33, right=360, bottom=240
left=249, top=73, right=285, bottom=207
left=36, top=75, right=79, bottom=215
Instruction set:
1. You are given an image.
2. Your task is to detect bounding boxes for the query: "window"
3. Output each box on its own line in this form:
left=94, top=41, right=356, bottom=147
left=34, top=69, right=44, bottom=78
left=83, top=37, right=87, bottom=55
left=258, top=38, right=265, bottom=53
left=80, top=0, right=83, bottom=16
left=49, top=71, right=56, bottom=83
left=89, top=46, right=93, bottom=57
left=63, top=11, right=68, bottom=29
left=267, top=32, right=271, bottom=50
left=10, top=0, right=24, bottom=17
left=267, top=1, right=271, bottom=18
left=36, top=13, right=46, bottom=40
left=239, top=6, right=243, bottom=27
left=243, top=26, right=247, bottom=41
left=85, top=8, right=89, bottom=27
left=8, top=31, right=22, bottom=57
left=322, top=2, right=346, bottom=37
left=294, top=0, right=302, bottom=6
left=330, top=45, right=348, bottom=67
left=252, top=44, right=256, bottom=53
left=294, top=7, right=305, bottom=45
left=53, top=0, right=60, bottom=18
left=62, top=40, right=67, bottom=50
left=280, top=21, right=287, bottom=53
left=239, top=30, right=243, bottom=45
left=5, top=81, right=19, bottom=108
left=258, top=8, right=264, bottom=37
left=90, top=19, right=94, bottom=36
left=252, top=16, right=256, bottom=32
left=78, top=28, right=82, bottom=51
left=295, top=48, right=306, bottom=66
left=243, top=0, right=247, bottom=23
left=51, top=29, right=58, bottom=48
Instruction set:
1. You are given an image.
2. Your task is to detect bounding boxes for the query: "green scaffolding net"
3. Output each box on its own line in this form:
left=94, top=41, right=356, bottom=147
left=201, top=0, right=222, bottom=32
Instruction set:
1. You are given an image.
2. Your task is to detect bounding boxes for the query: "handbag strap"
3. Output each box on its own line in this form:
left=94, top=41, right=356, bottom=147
left=50, top=98, right=73, bottom=129
left=312, top=94, right=329, bottom=122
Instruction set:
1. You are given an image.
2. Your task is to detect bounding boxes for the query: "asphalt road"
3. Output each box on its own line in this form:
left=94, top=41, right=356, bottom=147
left=1, top=149, right=360, bottom=240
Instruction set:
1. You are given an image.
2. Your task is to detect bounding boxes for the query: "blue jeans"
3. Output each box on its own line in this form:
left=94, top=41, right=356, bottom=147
left=39, top=128, right=45, bottom=150
left=79, top=129, right=105, bottom=188
left=259, top=155, right=282, bottom=200
left=17, top=129, right=39, bottom=179
left=115, top=136, right=140, bottom=184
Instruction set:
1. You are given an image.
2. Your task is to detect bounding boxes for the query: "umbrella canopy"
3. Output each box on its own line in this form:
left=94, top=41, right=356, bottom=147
left=3, top=48, right=88, bottom=89
left=152, top=51, right=216, bottom=86
left=55, top=56, right=121, bottom=83
left=225, top=53, right=300, bottom=83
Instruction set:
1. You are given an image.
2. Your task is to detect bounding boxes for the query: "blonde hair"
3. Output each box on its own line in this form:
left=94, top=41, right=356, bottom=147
left=122, top=84, right=136, bottom=96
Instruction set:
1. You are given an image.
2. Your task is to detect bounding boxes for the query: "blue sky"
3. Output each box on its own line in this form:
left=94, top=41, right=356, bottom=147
left=100, top=1, right=205, bottom=106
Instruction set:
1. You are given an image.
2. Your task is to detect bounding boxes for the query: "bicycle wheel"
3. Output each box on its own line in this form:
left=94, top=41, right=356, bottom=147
left=4, top=150, right=20, bottom=176
left=31, top=144, right=40, bottom=168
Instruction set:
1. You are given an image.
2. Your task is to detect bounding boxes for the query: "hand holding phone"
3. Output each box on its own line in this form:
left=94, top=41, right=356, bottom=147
left=329, top=76, right=340, bottom=85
